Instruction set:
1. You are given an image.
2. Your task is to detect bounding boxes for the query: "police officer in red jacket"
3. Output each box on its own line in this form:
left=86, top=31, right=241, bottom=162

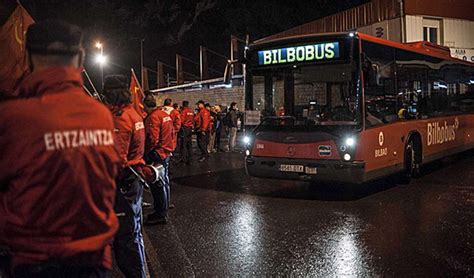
left=144, top=96, right=174, bottom=225
left=195, top=100, right=211, bottom=162
left=102, top=75, right=146, bottom=278
left=180, top=100, right=195, bottom=164
left=0, top=20, right=120, bottom=277
left=162, top=98, right=181, bottom=152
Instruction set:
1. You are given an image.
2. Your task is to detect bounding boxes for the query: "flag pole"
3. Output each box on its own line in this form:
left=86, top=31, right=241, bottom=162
left=131, top=68, right=144, bottom=92
left=140, top=39, right=145, bottom=89
left=83, top=85, right=94, bottom=98
left=82, top=68, right=102, bottom=102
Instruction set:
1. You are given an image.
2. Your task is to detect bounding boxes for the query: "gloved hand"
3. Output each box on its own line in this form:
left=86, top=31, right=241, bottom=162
left=142, top=164, right=165, bottom=185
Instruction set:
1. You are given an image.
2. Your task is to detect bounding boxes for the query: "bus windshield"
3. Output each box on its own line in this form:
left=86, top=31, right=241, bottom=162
left=248, top=62, right=362, bottom=130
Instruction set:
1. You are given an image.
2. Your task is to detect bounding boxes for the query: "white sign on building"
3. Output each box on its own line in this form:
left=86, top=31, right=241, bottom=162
left=450, top=48, right=474, bottom=63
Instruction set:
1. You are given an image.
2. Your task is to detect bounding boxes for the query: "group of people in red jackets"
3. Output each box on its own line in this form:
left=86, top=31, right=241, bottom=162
left=0, top=18, right=242, bottom=278
left=1, top=19, right=175, bottom=278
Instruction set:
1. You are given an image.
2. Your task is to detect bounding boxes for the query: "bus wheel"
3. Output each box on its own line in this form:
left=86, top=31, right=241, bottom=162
left=400, top=139, right=420, bottom=184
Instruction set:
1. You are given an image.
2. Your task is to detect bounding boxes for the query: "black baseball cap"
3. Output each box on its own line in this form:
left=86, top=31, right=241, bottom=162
left=26, top=19, right=83, bottom=55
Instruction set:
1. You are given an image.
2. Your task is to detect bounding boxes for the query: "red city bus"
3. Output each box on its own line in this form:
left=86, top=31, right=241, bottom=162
left=243, top=32, right=474, bottom=184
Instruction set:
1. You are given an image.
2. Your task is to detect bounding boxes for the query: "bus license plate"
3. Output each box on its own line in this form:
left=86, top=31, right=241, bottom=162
left=305, top=167, right=318, bottom=174
left=279, top=164, right=304, bottom=173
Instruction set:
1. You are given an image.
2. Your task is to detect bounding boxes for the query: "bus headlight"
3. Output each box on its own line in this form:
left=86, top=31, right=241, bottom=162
left=243, top=136, right=251, bottom=144
left=345, top=137, right=355, bottom=147
left=343, top=153, right=351, bottom=161
left=245, top=150, right=250, bottom=156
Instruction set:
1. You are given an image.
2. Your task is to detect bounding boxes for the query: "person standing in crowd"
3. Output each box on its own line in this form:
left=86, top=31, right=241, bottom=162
left=143, top=90, right=156, bottom=115
left=172, top=102, right=182, bottom=154
left=207, top=103, right=216, bottom=153
left=145, top=95, right=174, bottom=225
left=226, top=102, right=239, bottom=152
left=162, top=98, right=181, bottom=152
left=195, top=100, right=211, bottom=162
left=0, top=20, right=121, bottom=277
left=213, top=105, right=223, bottom=152
left=180, top=100, right=194, bottom=165
left=102, top=75, right=147, bottom=278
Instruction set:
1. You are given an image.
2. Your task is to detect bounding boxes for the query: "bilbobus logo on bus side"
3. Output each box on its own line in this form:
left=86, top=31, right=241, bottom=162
left=427, top=117, right=459, bottom=146
left=258, top=42, right=340, bottom=66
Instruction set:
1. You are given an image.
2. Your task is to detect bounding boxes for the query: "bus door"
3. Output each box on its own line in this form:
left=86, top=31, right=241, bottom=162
left=262, top=70, right=295, bottom=118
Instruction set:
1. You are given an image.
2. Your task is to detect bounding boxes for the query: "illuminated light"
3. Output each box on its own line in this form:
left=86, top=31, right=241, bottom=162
left=95, top=54, right=107, bottom=65
left=243, top=136, right=251, bottom=144
left=245, top=150, right=250, bottom=156
left=244, top=46, right=249, bottom=50
left=349, top=32, right=355, bottom=37
left=438, top=84, right=448, bottom=89
left=343, top=153, right=351, bottom=161
left=345, top=137, right=355, bottom=147
left=257, top=42, right=340, bottom=66
left=95, top=42, right=102, bottom=49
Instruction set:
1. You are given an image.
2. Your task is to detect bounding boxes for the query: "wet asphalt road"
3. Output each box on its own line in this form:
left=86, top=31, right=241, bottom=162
left=143, top=150, right=474, bottom=277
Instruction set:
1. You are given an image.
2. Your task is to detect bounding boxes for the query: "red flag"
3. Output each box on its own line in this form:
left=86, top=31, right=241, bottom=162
left=0, top=4, right=34, bottom=97
left=130, top=69, right=147, bottom=118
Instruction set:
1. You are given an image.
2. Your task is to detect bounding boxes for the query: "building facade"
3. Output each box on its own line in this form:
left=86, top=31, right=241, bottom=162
left=258, top=0, right=474, bottom=62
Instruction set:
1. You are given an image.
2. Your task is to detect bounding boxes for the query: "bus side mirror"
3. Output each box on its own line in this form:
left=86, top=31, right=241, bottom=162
left=373, top=64, right=382, bottom=86
left=363, top=58, right=381, bottom=87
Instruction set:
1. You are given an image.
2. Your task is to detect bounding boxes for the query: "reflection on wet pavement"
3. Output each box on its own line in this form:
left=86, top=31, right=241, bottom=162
left=144, top=150, right=474, bottom=276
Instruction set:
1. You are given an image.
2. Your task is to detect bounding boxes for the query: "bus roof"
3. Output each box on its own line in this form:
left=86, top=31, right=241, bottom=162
left=251, top=32, right=474, bottom=66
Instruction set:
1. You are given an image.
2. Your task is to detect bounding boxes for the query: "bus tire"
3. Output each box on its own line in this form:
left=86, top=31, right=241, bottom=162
left=400, top=137, right=421, bottom=184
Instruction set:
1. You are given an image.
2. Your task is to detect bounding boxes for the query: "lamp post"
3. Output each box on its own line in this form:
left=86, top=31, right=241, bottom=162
left=95, top=42, right=105, bottom=87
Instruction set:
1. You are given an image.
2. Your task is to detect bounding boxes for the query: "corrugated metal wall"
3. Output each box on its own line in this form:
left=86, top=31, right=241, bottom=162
left=258, top=0, right=401, bottom=42
left=404, top=0, right=474, bottom=22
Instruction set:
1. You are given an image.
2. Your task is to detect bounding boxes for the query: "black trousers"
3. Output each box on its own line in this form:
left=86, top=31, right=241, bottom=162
left=214, top=127, right=222, bottom=150
left=180, top=127, right=193, bottom=162
left=197, top=131, right=209, bottom=156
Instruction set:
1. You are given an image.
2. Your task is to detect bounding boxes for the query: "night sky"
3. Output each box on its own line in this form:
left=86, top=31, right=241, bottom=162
left=8, top=0, right=369, bottom=87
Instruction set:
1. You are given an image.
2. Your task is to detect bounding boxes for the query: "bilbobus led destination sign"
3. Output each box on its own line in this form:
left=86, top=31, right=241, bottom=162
left=257, top=42, right=340, bottom=66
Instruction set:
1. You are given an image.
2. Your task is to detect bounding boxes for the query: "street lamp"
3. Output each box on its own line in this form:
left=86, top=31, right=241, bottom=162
left=95, top=54, right=107, bottom=65
left=95, top=41, right=105, bottom=87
